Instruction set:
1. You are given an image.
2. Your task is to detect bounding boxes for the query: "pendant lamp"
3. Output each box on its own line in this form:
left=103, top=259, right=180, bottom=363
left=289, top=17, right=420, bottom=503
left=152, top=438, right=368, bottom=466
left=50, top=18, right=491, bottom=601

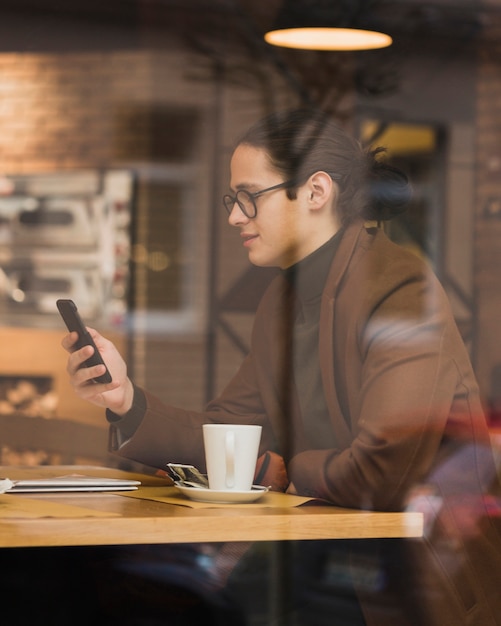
left=264, top=1, right=392, bottom=51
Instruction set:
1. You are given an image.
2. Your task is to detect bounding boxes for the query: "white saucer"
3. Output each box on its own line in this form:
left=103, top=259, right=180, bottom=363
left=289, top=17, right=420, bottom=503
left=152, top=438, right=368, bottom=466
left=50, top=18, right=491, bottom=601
left=175, top=484, right=268, bottom=504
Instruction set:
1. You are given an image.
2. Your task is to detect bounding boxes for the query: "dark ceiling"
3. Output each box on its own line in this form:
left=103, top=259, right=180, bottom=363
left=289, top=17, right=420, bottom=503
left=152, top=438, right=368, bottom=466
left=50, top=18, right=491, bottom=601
left=0, top=0, right=494, bottom=109
left=0, top=0, right=494, bottom=53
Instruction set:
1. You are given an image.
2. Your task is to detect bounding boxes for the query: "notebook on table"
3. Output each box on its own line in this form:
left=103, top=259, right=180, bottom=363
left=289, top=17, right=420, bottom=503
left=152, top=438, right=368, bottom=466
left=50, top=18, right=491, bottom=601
left=1, top=474, right=140, bottom=493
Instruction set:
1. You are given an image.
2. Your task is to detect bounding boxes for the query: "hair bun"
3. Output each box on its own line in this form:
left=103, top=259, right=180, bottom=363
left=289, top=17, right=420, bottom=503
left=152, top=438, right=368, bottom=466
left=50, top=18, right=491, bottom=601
left=366, top=148, right=412, bottom=221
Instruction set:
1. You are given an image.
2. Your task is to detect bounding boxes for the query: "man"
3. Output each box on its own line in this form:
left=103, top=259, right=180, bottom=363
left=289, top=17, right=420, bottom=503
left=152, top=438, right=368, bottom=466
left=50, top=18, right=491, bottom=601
left=64, top=109, right=501, bottom=625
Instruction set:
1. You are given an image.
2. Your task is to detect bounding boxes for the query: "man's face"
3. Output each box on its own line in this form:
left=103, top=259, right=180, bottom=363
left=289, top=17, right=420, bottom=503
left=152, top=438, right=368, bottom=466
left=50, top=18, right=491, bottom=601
left=227, top=144, right=311, bottom=269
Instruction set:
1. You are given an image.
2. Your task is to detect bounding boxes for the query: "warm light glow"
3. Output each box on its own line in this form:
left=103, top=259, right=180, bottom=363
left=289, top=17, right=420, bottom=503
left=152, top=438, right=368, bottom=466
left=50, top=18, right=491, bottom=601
left=361, top=121, right=437, bottom=155
left=265, top=27, right=392, bottom=51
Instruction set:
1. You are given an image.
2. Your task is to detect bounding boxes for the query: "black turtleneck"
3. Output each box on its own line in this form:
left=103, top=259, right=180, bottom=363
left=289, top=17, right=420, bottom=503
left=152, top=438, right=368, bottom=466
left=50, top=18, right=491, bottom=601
left=282, top=230, right=343, bottom=450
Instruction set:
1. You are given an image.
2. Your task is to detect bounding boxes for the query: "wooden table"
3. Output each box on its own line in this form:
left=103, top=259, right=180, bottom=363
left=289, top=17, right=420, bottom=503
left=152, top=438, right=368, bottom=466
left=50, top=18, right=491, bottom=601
left=0, top=466, right=423, bottom=548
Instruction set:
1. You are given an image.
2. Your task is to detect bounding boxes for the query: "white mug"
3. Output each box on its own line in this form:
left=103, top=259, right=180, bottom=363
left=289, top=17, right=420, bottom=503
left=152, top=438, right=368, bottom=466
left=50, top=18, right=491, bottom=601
left=203, top=424, right=262, bottom=491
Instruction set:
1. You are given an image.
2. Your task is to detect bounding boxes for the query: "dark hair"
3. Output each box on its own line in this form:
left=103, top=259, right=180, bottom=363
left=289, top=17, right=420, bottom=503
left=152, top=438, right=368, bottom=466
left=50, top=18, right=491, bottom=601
left=236, top=108, right=411, bottom=225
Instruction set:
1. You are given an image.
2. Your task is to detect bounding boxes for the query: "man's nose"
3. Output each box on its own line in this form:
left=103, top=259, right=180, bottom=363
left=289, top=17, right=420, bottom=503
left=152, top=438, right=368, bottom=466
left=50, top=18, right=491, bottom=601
left=228, top=202, right=249, bottom=226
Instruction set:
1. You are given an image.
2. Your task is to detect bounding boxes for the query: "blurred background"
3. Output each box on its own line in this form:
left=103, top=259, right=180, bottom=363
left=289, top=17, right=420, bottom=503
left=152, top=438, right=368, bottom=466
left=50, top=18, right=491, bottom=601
left=0, top=0, right=500, bottom=468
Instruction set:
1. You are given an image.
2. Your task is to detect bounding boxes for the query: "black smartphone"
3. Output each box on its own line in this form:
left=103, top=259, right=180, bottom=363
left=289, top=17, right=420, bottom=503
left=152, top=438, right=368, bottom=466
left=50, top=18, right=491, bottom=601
left=56, top=298, right=112, bottom=384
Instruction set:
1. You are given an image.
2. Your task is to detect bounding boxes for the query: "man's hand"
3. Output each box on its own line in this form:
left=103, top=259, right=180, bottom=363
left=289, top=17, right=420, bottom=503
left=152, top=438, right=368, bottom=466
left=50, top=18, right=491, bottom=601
left=62, top=327, right=134, bottom=415
left=254, top=451, right=289, bottom=492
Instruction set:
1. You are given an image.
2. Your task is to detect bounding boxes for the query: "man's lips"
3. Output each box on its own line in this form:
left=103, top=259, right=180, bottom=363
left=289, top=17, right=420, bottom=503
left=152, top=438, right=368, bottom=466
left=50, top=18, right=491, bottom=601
left=241, top=233, right=258, bottom=247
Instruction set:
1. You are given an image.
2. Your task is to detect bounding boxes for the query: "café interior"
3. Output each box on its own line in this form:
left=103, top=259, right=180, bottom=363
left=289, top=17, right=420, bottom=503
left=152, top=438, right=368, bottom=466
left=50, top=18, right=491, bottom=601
left=1, top=1, right=501, bottom=625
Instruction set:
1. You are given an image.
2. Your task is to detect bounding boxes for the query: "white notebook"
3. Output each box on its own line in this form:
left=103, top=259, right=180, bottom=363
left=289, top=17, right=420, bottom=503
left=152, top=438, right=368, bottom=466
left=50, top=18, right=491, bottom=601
left=1, top=474, right=140, bottom=493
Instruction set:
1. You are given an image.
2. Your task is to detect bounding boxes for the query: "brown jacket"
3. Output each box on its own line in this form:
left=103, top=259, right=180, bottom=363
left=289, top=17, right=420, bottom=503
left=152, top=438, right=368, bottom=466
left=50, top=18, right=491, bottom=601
left=111, top=219, right=501, bottom=625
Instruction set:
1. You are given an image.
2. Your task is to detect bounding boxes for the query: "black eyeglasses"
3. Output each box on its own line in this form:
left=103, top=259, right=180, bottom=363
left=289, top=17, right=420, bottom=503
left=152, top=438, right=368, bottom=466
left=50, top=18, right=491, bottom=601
left=223, top=180, right=296, bottom=219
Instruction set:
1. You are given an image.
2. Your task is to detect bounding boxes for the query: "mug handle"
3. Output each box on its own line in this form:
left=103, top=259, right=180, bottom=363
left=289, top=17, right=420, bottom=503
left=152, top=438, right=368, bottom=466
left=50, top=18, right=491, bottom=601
left=225, top=430, right=235, bottom=488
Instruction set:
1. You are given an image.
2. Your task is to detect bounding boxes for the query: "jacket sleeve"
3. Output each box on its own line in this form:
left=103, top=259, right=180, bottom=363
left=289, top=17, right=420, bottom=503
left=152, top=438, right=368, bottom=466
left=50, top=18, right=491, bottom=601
left=110, top=350, right=275, bottom=471
left=288, top=258, right=489, bottom=511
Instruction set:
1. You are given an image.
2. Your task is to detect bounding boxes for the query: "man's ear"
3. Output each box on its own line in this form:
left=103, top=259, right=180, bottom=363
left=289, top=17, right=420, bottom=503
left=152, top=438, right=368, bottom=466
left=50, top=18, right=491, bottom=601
left=306, top=171, right=336, bottom=209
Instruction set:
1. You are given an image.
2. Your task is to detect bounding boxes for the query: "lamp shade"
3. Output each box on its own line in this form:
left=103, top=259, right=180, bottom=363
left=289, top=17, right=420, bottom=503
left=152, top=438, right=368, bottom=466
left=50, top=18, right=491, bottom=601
left=264, top=0, right=392, bottom=51
left=265, top=27, right=392, bottom=51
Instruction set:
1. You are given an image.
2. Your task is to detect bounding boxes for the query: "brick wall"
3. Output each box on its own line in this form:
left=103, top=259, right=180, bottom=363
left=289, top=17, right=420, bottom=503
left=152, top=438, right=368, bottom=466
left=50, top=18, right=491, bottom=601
left=0, top=49, right=214, bottom=417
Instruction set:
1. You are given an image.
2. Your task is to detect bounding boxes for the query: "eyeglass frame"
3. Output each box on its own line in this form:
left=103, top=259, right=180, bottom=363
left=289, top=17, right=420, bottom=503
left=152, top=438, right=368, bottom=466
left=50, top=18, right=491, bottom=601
left=223, top=172, right=340, bottom=219
left=223, top=179, right=297, bottom=219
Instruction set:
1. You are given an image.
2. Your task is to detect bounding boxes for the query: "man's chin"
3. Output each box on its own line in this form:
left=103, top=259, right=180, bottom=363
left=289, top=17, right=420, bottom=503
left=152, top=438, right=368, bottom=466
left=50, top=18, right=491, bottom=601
left=249, top=256, right=274, bottom=269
